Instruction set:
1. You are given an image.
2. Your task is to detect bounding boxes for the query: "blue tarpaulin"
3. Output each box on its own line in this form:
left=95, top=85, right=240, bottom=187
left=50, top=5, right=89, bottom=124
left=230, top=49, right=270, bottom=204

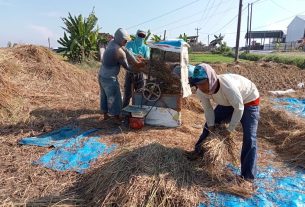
left=18, top=127, right=82, bottom=147
left=273, top=97, right=305, bottom=118
left=34, top=134, right=116, bottom=173
left=200, top=165, right=305, bottom=207
left=19, top=127, right=116, bottom=173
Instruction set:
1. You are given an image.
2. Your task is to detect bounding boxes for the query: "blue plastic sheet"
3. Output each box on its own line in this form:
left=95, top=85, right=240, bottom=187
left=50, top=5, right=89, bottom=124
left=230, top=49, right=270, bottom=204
left=199, top=165, right=305, bottom=207
left=18, top=127, right=82, bottom=147
left=34, top=133, right=116, bottom=173
left=273, top=97, right=305, bottom=118
left=20, top=127, right=116, bottom=173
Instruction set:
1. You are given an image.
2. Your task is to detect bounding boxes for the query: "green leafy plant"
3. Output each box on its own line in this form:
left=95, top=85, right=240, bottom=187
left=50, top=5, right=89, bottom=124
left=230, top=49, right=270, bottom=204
left=179, top=33, right=188, bottom=42
left=209, top=34, right=224, bottom=47
left=213, top=42, right=233, bottom=56
left=57, top=11, right=101, bottom=63
left=151, top=34, right=162, bottom=42
left=144, top=30, right=151, bottom=44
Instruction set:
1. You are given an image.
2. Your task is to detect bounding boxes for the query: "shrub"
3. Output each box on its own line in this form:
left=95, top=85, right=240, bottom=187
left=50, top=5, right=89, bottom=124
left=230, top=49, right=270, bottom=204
left=239, top=52, right=305, bottom=69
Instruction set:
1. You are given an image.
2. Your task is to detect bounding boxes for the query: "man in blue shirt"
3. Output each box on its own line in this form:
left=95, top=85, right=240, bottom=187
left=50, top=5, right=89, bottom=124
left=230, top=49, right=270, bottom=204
left=123, top=29, right=150, bottom=108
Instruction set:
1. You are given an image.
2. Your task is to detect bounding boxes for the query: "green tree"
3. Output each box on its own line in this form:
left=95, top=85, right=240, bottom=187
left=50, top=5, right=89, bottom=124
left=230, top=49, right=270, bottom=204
left=57, top=11, right=101, bottom=63
left=209, top=33, right=224, bottom=47
left=7, top=41, right=12, bottom=48
left=179, top=33, right=188, bottom=42
left=151, top=34, right=162, bottom=42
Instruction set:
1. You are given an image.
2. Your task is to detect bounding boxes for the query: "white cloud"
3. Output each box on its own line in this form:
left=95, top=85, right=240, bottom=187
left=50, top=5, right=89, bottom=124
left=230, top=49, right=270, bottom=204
left=28, top=25, right=55, bottom=39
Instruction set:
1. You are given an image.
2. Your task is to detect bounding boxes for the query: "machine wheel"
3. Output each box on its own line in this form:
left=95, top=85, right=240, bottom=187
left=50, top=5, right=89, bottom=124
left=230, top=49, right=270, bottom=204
left=142, top=83, right=161, bottom=102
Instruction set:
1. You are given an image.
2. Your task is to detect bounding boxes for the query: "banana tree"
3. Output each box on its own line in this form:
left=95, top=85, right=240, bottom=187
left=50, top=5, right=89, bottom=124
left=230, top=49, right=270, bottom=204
left=209, top=33, right=224, bottom=47
left=57, top=11, right=101, bottom=63
left=178, top=33, right=188, bottom=42
left=150, top=34, right=162, bottom=42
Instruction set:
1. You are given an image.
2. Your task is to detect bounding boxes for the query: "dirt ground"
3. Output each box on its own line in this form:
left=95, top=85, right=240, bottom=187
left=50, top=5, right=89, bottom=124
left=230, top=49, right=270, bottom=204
left=0, top=45, right=305, bottom=206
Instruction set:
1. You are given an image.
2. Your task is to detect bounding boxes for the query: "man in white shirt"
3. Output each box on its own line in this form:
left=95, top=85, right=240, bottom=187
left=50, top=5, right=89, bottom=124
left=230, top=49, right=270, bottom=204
left=186, top=63, right=260, bottom=181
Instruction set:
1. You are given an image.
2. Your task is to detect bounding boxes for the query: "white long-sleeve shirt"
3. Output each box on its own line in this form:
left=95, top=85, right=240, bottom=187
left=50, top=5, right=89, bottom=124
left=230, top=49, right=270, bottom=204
left=196, top=74, right=259, bottom=131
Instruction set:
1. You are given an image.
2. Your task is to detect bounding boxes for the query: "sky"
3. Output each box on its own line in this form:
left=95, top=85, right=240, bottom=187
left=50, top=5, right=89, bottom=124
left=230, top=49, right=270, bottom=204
left=1, top=0, right=305, bottom=48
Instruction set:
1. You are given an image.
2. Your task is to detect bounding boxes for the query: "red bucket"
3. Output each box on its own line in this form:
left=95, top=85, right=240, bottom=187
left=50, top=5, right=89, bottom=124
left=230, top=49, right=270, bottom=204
left=129, top=117, right=144, bottom=129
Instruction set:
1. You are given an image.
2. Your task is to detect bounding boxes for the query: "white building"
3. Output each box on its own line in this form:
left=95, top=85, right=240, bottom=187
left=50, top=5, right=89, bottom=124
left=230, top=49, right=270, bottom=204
left=286, top=15, right=305, bottom=42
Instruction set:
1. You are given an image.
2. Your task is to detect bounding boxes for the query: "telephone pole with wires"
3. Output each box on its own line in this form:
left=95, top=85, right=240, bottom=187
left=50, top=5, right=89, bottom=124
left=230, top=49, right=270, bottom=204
left=195, top=27, right=201, bottom=43
left=235, top=0, right=243, bottom=62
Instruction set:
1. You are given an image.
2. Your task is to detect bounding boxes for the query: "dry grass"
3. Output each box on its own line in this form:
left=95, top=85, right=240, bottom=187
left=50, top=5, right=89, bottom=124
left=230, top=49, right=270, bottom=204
left=0, top=45, right=99, bottom=125
left=259, top=101, right=305, bottom=168
left=212, top=61, right=305, bottom=95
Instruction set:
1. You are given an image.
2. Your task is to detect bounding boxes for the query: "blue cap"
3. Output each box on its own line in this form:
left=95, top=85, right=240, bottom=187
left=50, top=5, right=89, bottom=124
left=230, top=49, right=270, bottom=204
left=189, top=65, right=208, bottom=86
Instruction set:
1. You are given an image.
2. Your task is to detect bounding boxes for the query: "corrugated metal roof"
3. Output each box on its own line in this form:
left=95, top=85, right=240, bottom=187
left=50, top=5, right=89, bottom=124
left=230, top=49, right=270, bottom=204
left=245, top=30, right=284, bottom=39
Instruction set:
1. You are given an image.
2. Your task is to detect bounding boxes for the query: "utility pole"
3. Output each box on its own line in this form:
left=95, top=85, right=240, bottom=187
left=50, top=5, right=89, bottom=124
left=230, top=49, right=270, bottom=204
left=195, top=27, right=201, bottom=43
left=208, top=34, right=210, bottom=45
left=246, top=3, right=250, bottom=52
left=163, top=30, right=166, bottom=40
left=248, top=3, right=253, bottom=49
left=48, top=37, right=51, bottom=49
left=234, top=0, right=243, bottom=62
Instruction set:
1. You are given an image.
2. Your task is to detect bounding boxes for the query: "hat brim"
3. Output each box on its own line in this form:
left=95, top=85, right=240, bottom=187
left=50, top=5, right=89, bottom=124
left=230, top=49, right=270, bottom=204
left=189, top=77, right=208, bottom=87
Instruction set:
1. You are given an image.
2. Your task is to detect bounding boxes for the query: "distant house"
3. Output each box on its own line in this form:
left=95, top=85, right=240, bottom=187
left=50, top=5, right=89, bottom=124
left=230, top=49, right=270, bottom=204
left=244, top=30, right=285, bottom=50
left=186, top=36, right=198, bottom=44
left=286, top=15, right=305, bottom=42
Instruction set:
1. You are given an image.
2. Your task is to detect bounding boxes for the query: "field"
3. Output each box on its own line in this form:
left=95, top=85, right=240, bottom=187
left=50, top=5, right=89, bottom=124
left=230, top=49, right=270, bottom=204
left=189, top=53, right=235, bottom=64
left=1, top=45, right=305, bottom=206
left=239, top=51, right=305, bottom=69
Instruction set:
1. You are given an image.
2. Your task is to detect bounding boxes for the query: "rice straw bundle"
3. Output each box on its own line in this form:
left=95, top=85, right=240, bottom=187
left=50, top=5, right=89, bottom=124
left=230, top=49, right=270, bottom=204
left=202, top=127, right=238, bottom=178
left=76, top=143, right=203, bottom=207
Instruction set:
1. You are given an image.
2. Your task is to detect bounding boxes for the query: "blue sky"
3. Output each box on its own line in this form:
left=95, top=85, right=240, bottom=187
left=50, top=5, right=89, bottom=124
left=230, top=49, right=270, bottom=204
left=1, top=0, right=305, bottom=48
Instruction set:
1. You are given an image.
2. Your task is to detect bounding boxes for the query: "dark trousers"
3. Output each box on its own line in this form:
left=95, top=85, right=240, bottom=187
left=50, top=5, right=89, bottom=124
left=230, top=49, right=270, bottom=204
left=195, top=105, right=260, bottom=180
left=122, top=72, right=144, bottom=108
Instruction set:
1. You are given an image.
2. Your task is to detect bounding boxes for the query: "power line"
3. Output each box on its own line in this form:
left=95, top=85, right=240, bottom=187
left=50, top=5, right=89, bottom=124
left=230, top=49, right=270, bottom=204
left=154, top=6, right=239, bottom=34
left=270, top=0, right=294, bottom=13
left=200, top=0, right=218, bottom=27
left=199, top=0, right=212, bottom=22
left=126, top=0, right=200, bottom=30
left=218, top=9, right=305, bottom=35
left=212, top=13, right=238, bottom=34
left=253, top=10, right=305, bottom=30
left=209, top=0, right=264, bottom=35
left=151, top=10, right=202, bottom=32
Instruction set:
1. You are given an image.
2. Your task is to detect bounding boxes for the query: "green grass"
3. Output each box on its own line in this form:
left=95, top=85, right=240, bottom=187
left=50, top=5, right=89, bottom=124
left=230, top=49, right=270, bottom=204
left=239, top=52, right=305, bottom=69
left=189, top=53, right=235, bottom=64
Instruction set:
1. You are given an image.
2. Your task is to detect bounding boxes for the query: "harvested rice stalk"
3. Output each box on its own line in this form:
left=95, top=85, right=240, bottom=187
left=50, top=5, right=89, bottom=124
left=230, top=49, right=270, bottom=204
left=202, top=127, right=238, bottom=178
left=76, top=143, right=203, bottom=207
left=146, top=60, right=181, bottom=94
left=219, top=178, right=256, bottom=198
